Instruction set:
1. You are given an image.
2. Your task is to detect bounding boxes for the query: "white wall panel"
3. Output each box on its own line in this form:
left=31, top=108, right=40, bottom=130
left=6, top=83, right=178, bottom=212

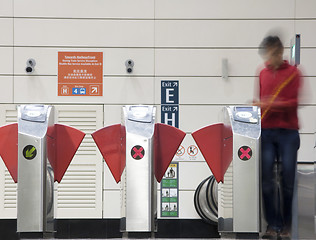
left=155, top=20, right=294, bottom=47
left=0, top=104, right=17, bottom=218
left=301, top=50, right=316, bottom=76
left=103, top=48, right=154, bottom=76
left=14, top=48, right=154, bottom=76
left=55, top=105, right=103, bottom=218
left=103, top=77, right=154, bottom=104
left=178, top=191, right=200, bottom=219
left=295, top=20, right=316, bottom=47
left=0, top=0, right=13, bottom=17
left=103, top=190, right=120, bottom=218
left=14, top=19, right=154, bottom=47
left=13, top=76, right=154, bottom=104
left=103, top=163, right=120, bottom=190
left=298, top=134, right=315, bottom=162
left=155, top=49, right=264, bottom=77
left=155, top=77, right=255, bottom=105
left=14, top=0, right=154, bottom=19
left=0, top=161, right=17, bottom=219
left=178, top=162, right=212, bottom=190
left=0, top=19, right=13, bottom=45
left=299, top=77, right=316, bottom=105
left=179, top=105, right=225, bottom=133
left=0, top=48, right=13, bottom=74
left=299, top=106, right=316, bottom=134
left=0, top=77, right=13, bottom=103
left=156, top=0, right=295, bottom=19
left=296, top=0, right=316, bottom=18
left=104, top=105, right=123, bottom=126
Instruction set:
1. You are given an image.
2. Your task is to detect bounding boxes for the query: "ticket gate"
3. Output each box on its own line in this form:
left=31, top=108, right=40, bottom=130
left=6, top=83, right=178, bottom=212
left=0, top=105, right=85, bottom=236
left=192, top=106, right=261, bottom=234
left=17, top=105, right=55, bottom=234
left=92, top=105, right=185, bottom=233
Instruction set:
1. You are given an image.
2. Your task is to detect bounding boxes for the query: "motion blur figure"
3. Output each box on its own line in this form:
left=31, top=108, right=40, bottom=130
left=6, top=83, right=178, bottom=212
left=254, top=36, right=302, bottom=239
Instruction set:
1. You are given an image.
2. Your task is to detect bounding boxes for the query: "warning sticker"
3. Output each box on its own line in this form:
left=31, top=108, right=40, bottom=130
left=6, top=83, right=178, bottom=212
left=187, top=145, right=198, bottom=157
left=58, top=52, right=103, bottom=96
left=238, top=146, right=252, bottom=161
left=176, top=145, right=185, bottom=157
left=131, top=145, right=145, bottom=160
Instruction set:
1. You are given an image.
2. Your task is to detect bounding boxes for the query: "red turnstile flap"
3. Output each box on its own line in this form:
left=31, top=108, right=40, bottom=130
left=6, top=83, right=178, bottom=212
left=47, top=124, right=85, bottom=183
left=0, top=123, right=18, bottom=183
left=192, top=123, right=233, bottom=183
left=91, top=124, right=125, bottom=183
left=154, top=123, right=186, bottom=183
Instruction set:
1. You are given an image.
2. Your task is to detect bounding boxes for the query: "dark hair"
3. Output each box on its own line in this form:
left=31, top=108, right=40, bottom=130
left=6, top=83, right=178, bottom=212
left=258, top=36, right=284, bottom=56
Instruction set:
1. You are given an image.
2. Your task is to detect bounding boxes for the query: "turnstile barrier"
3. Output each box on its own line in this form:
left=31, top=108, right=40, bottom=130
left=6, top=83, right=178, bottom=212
left=193, top=106, right=261, bottom=234
left=0, top=104, right=85, bottom=235
left=92, top=105, right=185, bottom=233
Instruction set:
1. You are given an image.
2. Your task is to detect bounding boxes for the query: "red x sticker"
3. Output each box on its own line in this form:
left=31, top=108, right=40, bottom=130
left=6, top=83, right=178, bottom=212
left=131, top=145, right=145, bottom=160
left=238, top=146, right=252, bottom=161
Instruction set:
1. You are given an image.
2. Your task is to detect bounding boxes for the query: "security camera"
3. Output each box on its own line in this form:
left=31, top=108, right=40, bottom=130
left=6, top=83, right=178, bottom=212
left=125, top=59, right=134, bottom=74
left=26, top=58, right=36, bottom=74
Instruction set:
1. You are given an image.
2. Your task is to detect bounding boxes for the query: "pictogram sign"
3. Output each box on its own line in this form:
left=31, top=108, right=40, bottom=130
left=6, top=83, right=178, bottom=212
left=238, top=146, right=252, bottom=161
left=58, top=52, right=103, bottom=96
left=187, top=145, right=198, bottom=157
left=176, top=145, right=185, bottom=157
left=131, top=145, right=145, bottom=160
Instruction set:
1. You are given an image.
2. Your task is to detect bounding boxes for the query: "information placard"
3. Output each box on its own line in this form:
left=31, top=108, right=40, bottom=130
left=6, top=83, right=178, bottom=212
left=161, top=163, right=179, bottom=217
left=58, top=52, right=103, bottom=96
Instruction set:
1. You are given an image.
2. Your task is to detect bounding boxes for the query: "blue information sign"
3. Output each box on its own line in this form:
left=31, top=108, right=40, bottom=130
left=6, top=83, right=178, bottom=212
left=160, top=80, right=180, bottom=218
left=161, top=81, right=179, bottom=105
left=72, top=87, right=86, bottom=95
left=161, top=105, right=179, bottom=128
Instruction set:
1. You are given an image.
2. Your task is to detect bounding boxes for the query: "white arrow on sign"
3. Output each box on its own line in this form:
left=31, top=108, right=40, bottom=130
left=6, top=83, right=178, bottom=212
left=91, top=87, right=98, bottom=93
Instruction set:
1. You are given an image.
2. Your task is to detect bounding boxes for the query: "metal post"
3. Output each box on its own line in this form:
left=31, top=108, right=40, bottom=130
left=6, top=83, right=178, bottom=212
left=17, top=105, right=54, bottom=234
left=120, top=105, right=157, bottom=232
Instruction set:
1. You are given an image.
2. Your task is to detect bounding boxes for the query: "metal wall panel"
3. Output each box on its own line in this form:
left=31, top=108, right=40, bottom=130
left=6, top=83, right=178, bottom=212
left=14, top=0, right=154, bottom=19
left=54, top=105, right=103, bottom=218
left=301, top=50, right=316, bottom=76
left=0, top=104, right=17, bottom=219
left=0, top=0, right=13, bottom=16
left=0, top=77, right=13, bottom=103
left=0, top=19, right=13, bottom=45
left=103, top=190, right=120, bottom=218
left=155, top=0, right=295, bottom=19
left=0, top=48, right=13, bottom=74
left=178, top=162, right=211, bottom=190
left=155, top=49, right=263, bottom=77
left=14, top=48, right=154, bottom=76
left=155, top=20, right=294, bottom=47
left=296, top=0, right=316, bottom=18
left=296, top=21, right=316, bottom=47
left=13, top=76, right=155, bottom=104
left=14, top=19, right=154, bottom=47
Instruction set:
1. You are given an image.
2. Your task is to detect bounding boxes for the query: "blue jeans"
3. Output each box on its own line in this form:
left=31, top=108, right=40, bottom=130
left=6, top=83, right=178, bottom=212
left=261, top=128, right=300, bottom=231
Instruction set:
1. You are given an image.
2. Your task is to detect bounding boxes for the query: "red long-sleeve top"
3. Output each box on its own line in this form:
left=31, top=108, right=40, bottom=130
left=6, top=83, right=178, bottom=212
left=259, top=61, right=301, bottom=129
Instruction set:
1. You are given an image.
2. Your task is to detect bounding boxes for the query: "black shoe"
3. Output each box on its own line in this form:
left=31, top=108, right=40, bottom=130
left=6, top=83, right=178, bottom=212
left=262, top=228, right=278, bottom=239
left=279, top=229, right=291, bottom=239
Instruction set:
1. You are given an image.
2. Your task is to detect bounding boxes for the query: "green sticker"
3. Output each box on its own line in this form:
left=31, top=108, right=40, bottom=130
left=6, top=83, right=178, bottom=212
left=23, top=145, right=37, bottom=160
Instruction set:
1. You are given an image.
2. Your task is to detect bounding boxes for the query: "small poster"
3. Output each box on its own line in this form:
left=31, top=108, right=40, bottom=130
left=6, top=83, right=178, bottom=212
left=58, top=52, right=103, bottom=96
left=161, top=163, right=179, bottom=217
